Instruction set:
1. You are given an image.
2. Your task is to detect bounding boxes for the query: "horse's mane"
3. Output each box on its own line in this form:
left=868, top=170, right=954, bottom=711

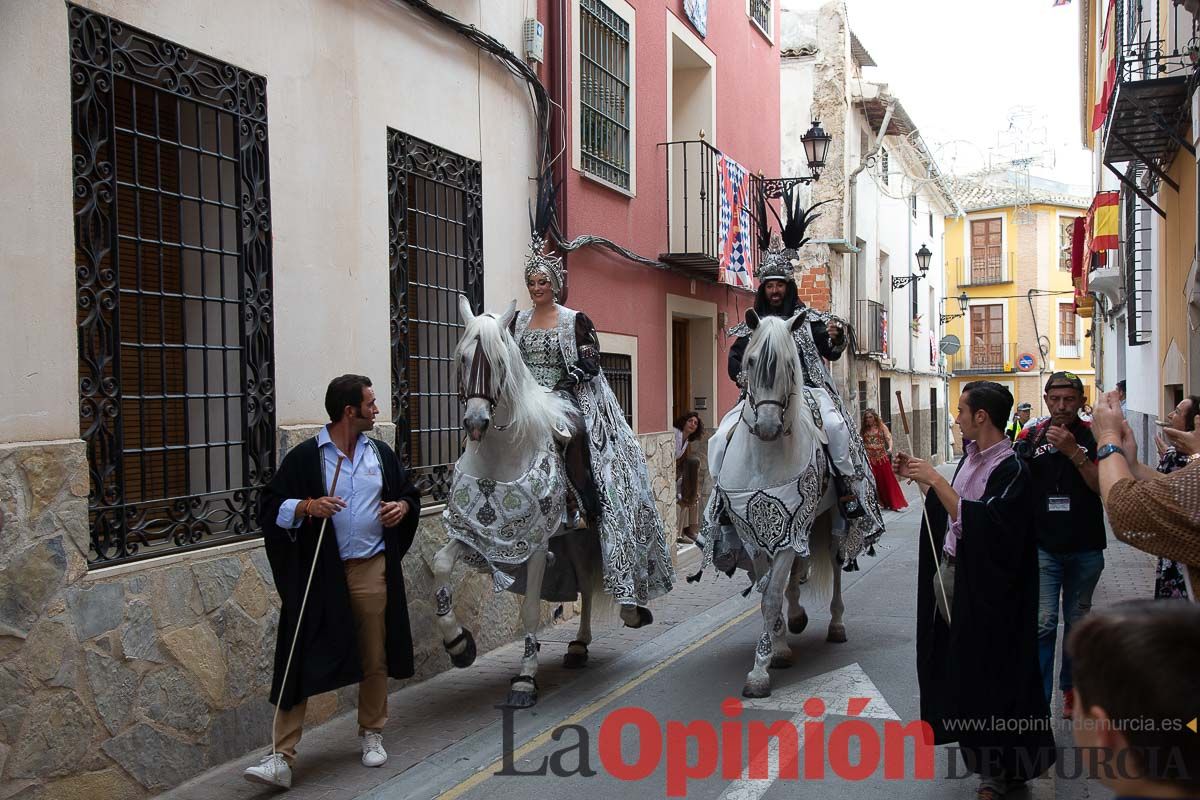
left=457, top=313, right=572, bottom=444
left=744, top=315, right=820, bottom=439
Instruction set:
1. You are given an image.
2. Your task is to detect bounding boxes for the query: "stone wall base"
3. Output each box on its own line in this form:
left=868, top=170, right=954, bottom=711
left=0, top=426, right=681, bottom=796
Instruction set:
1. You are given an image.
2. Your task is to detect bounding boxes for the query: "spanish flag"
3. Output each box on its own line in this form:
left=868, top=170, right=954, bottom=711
left=1092, top=0, right=1117, bottom=131
left=1088, top=191, right=1119, bottom=252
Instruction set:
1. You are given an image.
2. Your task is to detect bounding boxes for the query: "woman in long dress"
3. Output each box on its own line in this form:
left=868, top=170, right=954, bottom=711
left=861, top=409, right=907, bottom=511
left=510, top=239, right=674, bottom=624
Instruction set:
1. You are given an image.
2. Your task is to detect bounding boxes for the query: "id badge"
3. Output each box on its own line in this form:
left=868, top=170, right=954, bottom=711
left=1047, top=495, right=1071, bottom=513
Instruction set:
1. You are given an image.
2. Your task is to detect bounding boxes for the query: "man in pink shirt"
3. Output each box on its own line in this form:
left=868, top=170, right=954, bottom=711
left=896, top=381, right=1053, bottom=800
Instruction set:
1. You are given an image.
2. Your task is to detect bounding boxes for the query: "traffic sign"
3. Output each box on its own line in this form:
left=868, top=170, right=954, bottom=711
left=1017, top=353, right=1036, bottom=372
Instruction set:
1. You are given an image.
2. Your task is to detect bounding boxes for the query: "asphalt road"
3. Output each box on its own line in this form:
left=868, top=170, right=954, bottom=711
left=364, top=475, right=1115, bottom=800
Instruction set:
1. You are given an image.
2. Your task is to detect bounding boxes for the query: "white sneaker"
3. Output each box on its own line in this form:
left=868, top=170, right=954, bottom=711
left=361, top=731, right=388, bottom=767
left=243, top=752, right=292, bottom=788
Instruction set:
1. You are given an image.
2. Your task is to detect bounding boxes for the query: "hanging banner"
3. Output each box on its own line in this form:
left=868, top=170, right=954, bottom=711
left=684, top=0, right=708, bottom=37
left=1091, top=0, right=1117, bottom=131
left=717, top=153, right=754, bottom=290
left=1087, top=191, right=1119, bottom=252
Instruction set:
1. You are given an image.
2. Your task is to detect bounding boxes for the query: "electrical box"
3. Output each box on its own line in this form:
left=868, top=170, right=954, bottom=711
left=523, top=18, right=545, bottom=64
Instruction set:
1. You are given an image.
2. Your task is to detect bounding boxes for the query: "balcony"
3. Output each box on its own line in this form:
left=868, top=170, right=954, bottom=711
left=657, top=139, right=765, bottom=284
left=953, top=253, right=1016, bottom=288
left=1100, top=0, right=1198, bottom=210
left=947, top=343, right=1020, bottom=375
left=854, top=299, right=887, bottom=356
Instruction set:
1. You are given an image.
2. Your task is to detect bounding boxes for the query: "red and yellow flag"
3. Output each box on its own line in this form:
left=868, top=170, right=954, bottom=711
left=1087, top=191, right=1119, bottom=252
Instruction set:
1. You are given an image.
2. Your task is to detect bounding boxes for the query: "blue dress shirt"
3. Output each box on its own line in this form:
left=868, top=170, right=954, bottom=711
left=277, top=426, right=385, bottom=560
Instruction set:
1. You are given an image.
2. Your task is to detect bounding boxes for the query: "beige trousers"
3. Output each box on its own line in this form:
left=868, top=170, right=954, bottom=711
left=274, top=551, right=388, bottom=762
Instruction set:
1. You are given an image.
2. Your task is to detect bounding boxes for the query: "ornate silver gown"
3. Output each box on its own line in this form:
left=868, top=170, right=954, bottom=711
left=516, top=308, right=675, bottom=607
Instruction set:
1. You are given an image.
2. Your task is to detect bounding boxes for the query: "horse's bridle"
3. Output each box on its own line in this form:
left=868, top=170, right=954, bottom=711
left=742, top=383, right=794, bottom=438
left=458, top=332, right=511, bottom=432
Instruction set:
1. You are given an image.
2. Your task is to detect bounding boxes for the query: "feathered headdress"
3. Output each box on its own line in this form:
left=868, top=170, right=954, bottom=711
left=757, top=185, right=832, bottom=281
left=525, top=168, right=565, bottom=297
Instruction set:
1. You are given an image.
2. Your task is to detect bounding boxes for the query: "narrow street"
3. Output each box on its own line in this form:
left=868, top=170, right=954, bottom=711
left=162, top=470, right=1154, bottom=800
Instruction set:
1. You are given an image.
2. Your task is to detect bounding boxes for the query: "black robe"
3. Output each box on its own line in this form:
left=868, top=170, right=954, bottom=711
left=916, top=453, right=1056, bottom=780
left=259, top=435, right=422, bottom=710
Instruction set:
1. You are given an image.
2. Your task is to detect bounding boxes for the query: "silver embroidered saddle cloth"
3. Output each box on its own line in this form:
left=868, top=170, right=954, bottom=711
left=706, top=453, right=828, bottom=563
left=443, top=444, right=567, bottom=594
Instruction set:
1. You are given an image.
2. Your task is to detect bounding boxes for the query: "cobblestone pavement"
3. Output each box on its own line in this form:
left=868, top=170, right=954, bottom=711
left=161, top=466, right=1157, bottom=800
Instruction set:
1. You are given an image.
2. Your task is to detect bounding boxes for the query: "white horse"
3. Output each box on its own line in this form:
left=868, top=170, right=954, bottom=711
left=709, top=310, right=846, bottom=698
left=432, top=297, right=608, bottom=708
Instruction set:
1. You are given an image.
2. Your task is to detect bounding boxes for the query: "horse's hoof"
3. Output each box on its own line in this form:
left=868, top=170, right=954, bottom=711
left=826, top=624, right=847, bottom=644
left=620, top=605, right=653, bottom=629
left=504, top=675, right=539, bottom=708
left=788, top=609, right=809, bottom=635
left=742, top=682, right=771, bottom=699
left=444, top=628, right=477, bottom=668
left=769, top=655, right=793, bottom=669
left=563, top=640, right=589, bottom=669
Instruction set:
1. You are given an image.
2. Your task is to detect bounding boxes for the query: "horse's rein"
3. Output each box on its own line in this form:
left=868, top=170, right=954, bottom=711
left=741, top=385, right=796, bottom=437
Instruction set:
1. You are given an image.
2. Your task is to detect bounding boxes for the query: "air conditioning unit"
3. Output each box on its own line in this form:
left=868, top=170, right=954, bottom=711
left=523, top=18, right=545, bottom=64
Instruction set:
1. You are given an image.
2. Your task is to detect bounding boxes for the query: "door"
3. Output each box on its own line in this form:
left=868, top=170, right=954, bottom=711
left=970, top=304, right=1004, bottom=368
left=970, top=218, right=1003, bottom=283
left=879, top=377, right=892, bottom=428
left=672, top=319, right=691, bottom=423
left=930, top=387, right=938, bottom=456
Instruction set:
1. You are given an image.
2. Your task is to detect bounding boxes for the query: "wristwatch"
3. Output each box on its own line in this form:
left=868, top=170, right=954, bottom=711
left=1096, top=443, right=1125, bottom=461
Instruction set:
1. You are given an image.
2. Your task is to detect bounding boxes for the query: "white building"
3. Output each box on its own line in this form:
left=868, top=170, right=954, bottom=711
left=780, top=0, right=959, bottom=461
left=0, top=1, right=564, bottom=793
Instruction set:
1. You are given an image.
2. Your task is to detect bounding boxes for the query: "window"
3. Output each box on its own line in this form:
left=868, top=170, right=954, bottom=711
left=928, top=210, right=934, bottom=238
left=970, top=304, right=1005, bottom=368
left=749, top=0, right=772, bottom=36
left=1058, top=217, right=1075, bottom=272
left=580, top=0, right=632, bottom=190
left=71, top=5, right=275, bottom=567
left=857, top=380, right=868, bottom=416
left=387, top=130, right=483, bottom=503
left=880, top=148, right=890, bottom=187
left=910, top=194, right=918, bottom=219
left=601, top=353, right=634, bottom=428
left=1058, top=303, right=1078, bottom=354
left=969, top=218, right=1003, bottom=284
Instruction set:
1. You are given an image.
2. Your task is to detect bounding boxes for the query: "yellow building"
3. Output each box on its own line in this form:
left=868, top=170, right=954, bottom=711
left=1076, top=0, right=1199, bottom=457
left=942, top=177, right=1094, bottom=447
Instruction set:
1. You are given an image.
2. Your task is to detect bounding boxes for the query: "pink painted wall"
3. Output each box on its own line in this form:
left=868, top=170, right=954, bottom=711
left=539, top=0, right=781, bottom=432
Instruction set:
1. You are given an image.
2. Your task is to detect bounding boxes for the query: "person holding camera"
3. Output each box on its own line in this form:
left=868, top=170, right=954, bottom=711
left=1014, top=371, right=1105, bottom=720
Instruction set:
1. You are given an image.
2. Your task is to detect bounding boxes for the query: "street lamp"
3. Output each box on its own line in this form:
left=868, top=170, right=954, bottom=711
left=940, top=291, right=970, bottom=324
left=759, top=120, right=834, bottom=199
left=802, top=121, right=832, bottom=174
left=891, top=244, right=932, bottom=290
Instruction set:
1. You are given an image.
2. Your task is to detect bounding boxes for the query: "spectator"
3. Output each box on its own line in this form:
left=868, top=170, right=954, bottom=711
left=1068, top=600, right=1200, bottom=798
left=674, top=412, right=704, bottom=544
left=861, top=409, right=907, bottom=511
left=896, top=380, right=1054, bottom=799
left=1148, top=396, right=1200, bottom=599
left=1116, top=379, right=1127, bottom=414
left=1091, top=390, right=1200, bottom=603
left=1006, top=403, right=1032, bottom=441
left=1015, top=371, right=1105, bottom=719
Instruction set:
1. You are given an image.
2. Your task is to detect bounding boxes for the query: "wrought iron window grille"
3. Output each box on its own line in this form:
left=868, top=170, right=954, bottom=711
left=70, top=4, right=275, bottom=567
left=387, top=130, right=483, bottom=503
left=600, top=353, right=634, bottom=428
left=580, top=0, right=631, bottom=190
left=749, top=0, right=772, bottom=36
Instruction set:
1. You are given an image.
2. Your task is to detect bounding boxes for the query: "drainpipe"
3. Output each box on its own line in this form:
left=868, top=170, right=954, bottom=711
left=846, top=100, right=895, bottom=406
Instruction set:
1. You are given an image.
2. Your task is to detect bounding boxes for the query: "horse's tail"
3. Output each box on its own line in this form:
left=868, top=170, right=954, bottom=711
left=798, top=510, right=836, bottom=602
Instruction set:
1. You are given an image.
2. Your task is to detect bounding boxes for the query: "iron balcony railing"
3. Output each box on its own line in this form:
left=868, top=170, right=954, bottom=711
left=954, top=253, right=1016, bottom=287
left=855, top=299, right=887, bottom=356
left=658, top=139, right=764, bottom=281
left=947, top=342, right=1020, bottom=374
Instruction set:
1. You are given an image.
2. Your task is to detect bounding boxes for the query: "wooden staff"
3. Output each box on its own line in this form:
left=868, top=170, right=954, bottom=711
left=895, top=389, right=952, bottom=626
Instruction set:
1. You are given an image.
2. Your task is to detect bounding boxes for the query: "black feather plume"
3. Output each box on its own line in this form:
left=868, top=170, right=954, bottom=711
left=780, top=185, right=833, bottom=251
left=530, top=166, right=561, bottom=241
